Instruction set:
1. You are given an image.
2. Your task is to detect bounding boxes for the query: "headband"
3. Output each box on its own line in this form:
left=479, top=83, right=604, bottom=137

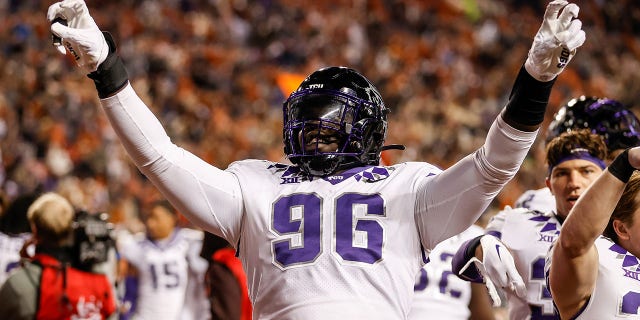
left=548, top=147, right=606, bottom=176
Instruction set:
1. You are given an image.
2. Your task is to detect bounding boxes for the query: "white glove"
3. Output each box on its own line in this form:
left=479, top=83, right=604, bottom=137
left=525, top=0, right=586, bottom=82
left=47, top=0, right=108, bottom=72
left=459, top=235, right=527, bottom=306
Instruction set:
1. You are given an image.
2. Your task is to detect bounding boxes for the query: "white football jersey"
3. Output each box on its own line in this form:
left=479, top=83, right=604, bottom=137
left=514, top=187, right=556, bottom=214
left=101, top=84, right=537, bottom=319
left=486, top=207, right=560, bottom=319
left=118, top=228, right=207, bottom=320
left=409, top=225, right=484, bottom=319
left=547, top=236, right=640, bottom=319
left=230, top=161, right=441, bottom=319
left=0, top=232, right=30, bottom=286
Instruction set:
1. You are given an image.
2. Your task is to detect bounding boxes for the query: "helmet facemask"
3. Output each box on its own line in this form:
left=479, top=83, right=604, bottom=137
left=283, top=88, right=387, bottom=176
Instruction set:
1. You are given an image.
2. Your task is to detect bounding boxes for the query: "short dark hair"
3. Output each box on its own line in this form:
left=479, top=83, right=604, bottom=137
left=150, top=200, right=177, bottom=216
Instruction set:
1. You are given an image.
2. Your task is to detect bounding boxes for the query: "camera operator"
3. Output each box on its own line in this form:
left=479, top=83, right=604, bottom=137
left=0, top=192, right=116, bottom=319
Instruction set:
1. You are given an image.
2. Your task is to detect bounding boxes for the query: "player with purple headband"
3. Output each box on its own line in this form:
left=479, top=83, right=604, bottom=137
left=453, top=129, right=608, bottom=319
left=515, top=96, right=640, bottom=213
left=546, top=140, right=640, bottom=318
left=46, top=0, right=584, bottom=318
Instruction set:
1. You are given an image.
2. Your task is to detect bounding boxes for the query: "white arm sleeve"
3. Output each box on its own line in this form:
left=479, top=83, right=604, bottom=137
left=416, top=115, right=537, bottom=249
left=100, top=84, right=243, bottom=243
left=116, top=232, right=143, bottom=268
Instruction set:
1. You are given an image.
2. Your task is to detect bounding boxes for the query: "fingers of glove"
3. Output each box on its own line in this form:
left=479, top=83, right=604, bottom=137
left=543, top=0, right=569, bottom=22
left=511, top=280, right=528, bottom=298
left=561, top=21, right=586, bottom=51
left=504, top=262, right=527, bottom=297
left=58, top=0, right=87, bottom=16
left=47, top=0, right=78, bottom=23
left=59, top=0, right=93, bottom=29
left=54, top=44, right=67, bottom=55
left=47, top=2, right=64, bottom=22
left=48, top=0, right=94, bottom=30
left=51, top=22, right=76, bottom=42
left=480, top=236, right=512, bottom=287
left=557, top=3, right=579, bottom=30
left=484, top=279, right=502, bottom=307
left=484, top=260, right=510, bottom=287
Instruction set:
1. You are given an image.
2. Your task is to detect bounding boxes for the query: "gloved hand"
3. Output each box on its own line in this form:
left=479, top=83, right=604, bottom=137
left=525, top=0, right=586, bottom=82
left=47, top=0, right=108, bottom=72
left=459, top=235, right=527, bottom=306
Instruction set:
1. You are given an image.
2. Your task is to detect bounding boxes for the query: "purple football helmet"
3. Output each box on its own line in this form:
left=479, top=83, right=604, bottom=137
left=547, top=96, right=640, bottom=151
left=283, top=67, right=388, bottom=176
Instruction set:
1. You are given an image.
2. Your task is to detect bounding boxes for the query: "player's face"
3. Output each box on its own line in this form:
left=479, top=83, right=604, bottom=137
left=546, top=159, right=603, bottom=218
left=298, top=122, right=341, bottom=153
left=144, top=206, right=177, bottom=240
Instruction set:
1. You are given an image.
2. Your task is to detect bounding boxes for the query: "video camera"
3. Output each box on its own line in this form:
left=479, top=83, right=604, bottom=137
left=71, top=210, right=115, bottom=271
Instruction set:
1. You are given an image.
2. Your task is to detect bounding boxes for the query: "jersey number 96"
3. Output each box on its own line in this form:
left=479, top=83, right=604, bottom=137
left=271, top=193, right=385, bottom=269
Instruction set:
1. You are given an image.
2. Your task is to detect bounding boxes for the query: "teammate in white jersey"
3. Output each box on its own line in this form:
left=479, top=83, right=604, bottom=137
left=0, top=194, right=35, bottom=286
left=46, top=0, right=585, bottom=318
left=514, top=96, right=640, bottom=213
left=546, top=147, right=640, bottom=319
left=453, top=129, right=608, bottom=319
left=409, top=224, right=495, bottom=320
left=118, top=200, right=209, bottom=320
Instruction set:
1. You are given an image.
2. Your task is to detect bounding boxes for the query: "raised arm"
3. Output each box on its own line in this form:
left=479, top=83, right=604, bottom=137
left=548, top=148, right=640, bottom=318
left=47, top=0, right=244, bottom=243
left=416, top=0, right=585, bottom=248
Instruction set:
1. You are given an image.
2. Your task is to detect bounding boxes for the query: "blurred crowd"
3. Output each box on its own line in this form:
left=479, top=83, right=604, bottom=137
left=1, top=0, right=640, bottom=225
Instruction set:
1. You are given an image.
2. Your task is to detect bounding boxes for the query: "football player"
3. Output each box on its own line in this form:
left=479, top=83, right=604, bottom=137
left=409, top=224, right=496, bottom=319
left=514, top=96, right=640, bottom=213
left=47, top=0, right=585, bottom=318
left=546, top=147, right=640, bottom=319
left=117, top=201, right=209, bottom=320
left=453, top=129, right=608, bottom=319
left=0, top=194, right=35, bottom=286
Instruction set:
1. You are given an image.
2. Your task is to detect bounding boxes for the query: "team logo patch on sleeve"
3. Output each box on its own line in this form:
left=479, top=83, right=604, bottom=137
left=529, top=215, right=560, bottom=243
left=354, top=166, right=394, bottom=183
left=609, top=243, right=640, bottom=282
left=268, top=163, right=313, bottom=184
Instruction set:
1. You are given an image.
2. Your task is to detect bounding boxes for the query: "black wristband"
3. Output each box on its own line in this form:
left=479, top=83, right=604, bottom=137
left=503, top=64, right=556, bottom=126
left=87, top=32, right=129, bottom=99
left=608, top=149, right=635, bottom=183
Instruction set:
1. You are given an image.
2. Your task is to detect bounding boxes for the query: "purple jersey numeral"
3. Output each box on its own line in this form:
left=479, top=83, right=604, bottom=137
left=271, top=193, right=385, bottom=268
left=335, top=193, right=384, bottom=264
left=530, top=256, right=557, bottom=319
left=272, top=194, right=322, bottom=267
left=149, top=261, right=180, bottom=290
left=414, top=252, right=461, bottom=298
left=622, top=292, right=640, bottom=315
